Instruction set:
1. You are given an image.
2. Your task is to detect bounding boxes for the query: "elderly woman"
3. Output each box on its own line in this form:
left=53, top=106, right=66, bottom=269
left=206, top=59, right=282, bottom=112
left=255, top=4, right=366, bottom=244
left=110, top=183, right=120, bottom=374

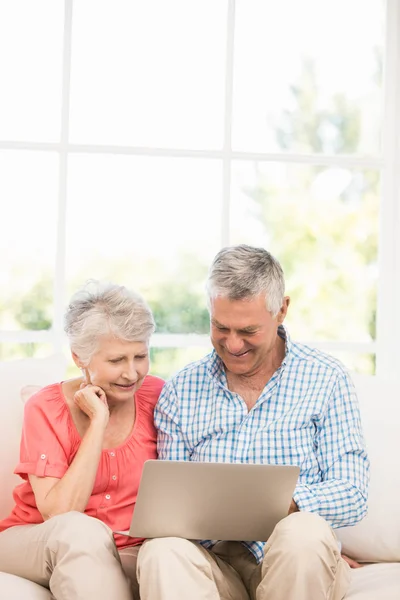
left=0, top=281, right=164, bottom=600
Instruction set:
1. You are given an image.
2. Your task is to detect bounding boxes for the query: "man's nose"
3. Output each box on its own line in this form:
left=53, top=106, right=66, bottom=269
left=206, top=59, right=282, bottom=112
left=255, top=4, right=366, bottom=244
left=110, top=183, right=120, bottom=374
left=225, top=334, right=245, bottom=355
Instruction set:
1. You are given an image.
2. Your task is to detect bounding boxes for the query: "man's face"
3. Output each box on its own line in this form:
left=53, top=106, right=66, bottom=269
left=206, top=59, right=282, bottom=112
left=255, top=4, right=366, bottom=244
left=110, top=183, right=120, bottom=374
left=210, top=294, right=289, bottom=377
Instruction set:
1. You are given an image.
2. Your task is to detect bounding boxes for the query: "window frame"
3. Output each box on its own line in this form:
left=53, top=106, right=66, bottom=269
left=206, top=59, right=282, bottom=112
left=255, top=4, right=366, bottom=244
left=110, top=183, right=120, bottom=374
left=0, top=0, right=398, bottom=377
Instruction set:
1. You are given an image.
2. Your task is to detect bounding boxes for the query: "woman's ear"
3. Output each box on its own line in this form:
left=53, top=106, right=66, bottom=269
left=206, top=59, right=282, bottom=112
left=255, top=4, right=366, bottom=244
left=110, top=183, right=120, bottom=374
left=72, top=352, right=91, bottom=384
left=71, top=351, right=82, bottom=369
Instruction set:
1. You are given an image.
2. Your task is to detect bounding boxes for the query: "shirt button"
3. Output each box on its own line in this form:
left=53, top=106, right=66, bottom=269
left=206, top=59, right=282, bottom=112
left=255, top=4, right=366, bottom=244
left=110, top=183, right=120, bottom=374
left=105, top=494, right=111, bottom=500
left=40, top=454, right=46, bottom=459
left=112, top=475, right=117, bottom=481
left=110, top=452, right=115, bottom=457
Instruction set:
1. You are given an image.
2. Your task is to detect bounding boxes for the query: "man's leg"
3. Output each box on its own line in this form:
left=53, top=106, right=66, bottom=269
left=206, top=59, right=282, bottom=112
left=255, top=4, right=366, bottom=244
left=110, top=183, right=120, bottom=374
left=214, top=515, right=351, bottom=600
left=137, top=537, right=250, bottom=600
left=0, top=512, right=132, bottom=600
left=255, top=512, right=351, bottom=600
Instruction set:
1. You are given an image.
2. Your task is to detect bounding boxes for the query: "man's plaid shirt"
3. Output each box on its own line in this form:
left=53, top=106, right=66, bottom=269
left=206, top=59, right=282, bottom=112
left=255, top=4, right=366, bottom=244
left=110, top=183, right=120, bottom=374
left=155, top=325, right=370, bottom=563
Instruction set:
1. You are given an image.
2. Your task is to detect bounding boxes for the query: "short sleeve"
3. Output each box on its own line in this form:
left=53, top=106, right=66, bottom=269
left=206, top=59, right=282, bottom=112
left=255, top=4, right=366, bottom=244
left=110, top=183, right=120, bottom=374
left=15, top=387, right=71, bottom=480
left=137, top=375, right=165, bottom=408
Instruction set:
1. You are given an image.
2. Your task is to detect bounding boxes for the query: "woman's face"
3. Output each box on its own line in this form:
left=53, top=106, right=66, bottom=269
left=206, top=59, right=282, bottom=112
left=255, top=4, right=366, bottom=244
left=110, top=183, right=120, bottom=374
left=78, top=334, right=150, bottom=404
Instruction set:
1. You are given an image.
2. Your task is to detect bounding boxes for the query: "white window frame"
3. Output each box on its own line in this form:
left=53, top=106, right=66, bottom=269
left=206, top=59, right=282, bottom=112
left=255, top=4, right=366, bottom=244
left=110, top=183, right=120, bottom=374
left=1, top=0, right=399, bottom=378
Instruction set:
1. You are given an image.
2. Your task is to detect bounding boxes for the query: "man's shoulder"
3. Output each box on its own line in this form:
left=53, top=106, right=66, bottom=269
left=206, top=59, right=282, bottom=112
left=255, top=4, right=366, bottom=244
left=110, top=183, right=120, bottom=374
left=290, top=339, right=350, bottom=380
left=156, top=354, right=213, bottom=409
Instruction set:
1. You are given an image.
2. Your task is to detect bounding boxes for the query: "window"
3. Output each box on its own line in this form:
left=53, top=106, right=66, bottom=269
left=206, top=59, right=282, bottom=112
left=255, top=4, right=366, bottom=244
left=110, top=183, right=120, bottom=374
left=1, top=0, right=397, bottom=379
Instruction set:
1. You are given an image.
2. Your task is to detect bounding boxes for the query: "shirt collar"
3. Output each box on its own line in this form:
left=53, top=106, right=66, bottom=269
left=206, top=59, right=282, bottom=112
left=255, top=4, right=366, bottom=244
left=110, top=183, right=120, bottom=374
left=278, top=323, right=291, bottom=366
left=208, top=350, right=225, bottom=380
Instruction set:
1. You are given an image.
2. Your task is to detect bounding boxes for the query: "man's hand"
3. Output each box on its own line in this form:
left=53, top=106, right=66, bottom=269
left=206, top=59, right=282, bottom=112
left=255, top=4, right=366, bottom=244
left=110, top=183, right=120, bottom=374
left=341, top=554, right=364, bottom=569
left=288, top=498, right=299, bottom=514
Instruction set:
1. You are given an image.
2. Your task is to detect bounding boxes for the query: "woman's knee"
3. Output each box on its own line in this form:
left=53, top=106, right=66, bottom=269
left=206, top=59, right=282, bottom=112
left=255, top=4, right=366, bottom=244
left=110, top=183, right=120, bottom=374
left=46, top=511, right=115, bottom=552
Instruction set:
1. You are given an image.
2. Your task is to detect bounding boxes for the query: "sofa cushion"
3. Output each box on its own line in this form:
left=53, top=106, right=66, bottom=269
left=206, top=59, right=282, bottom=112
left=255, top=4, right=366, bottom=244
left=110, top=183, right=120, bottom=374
left=336, top=374, right=400, bottom=563
left=346, top=563, right=400, bottom=600
left=0, top=571, right=51, bottom=599
left=0, top=564, right=398, bottom=600
left=0, top=355, right=66, bottom=520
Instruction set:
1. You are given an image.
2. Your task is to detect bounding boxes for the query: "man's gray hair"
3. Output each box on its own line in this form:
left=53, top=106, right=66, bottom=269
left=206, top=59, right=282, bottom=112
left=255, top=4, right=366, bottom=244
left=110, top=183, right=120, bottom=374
left=64, top=280, right=155, bottom=365
left=206, top=245, right=285, bottom=316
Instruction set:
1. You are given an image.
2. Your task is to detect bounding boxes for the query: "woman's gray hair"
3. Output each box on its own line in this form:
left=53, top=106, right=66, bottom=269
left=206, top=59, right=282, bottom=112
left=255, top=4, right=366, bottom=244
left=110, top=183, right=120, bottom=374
left=64, top=280, right=155, bottom=365
left=206, top=245, right=285, bottom=316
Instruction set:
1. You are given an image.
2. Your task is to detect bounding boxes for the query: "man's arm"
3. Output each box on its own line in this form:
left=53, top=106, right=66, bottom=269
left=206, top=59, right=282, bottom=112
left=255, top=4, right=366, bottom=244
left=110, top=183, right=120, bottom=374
left=154, top=380, right=191, bottom=460
left=293, top=372, right=370, bottom=528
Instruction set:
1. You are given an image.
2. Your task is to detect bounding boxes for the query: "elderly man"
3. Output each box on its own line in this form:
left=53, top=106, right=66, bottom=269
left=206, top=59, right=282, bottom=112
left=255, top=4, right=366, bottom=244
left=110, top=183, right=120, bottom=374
left=138, top=244, right=369, bottom=600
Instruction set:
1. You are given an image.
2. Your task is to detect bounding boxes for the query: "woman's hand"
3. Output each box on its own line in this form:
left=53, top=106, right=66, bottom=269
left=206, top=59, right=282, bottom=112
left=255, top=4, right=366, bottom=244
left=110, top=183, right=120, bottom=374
left=341, top=554, right=364, bottom=568
left=74, top=383, right=109, bottom=425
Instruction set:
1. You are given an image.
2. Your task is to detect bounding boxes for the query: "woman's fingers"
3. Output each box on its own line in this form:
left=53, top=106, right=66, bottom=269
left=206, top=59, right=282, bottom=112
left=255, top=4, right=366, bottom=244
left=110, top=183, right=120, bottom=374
left=341, top=554, right=364, bottom=569
left=74, top=385, right=109, bottom=422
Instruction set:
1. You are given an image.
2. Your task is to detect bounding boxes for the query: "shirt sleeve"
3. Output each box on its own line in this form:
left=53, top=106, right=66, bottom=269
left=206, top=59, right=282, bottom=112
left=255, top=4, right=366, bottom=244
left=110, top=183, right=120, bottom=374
left=293, top=372, right=370, bottom=528
left=154, top=380, right=191, bottom=461
left=15, top=393, right=71, bottom=480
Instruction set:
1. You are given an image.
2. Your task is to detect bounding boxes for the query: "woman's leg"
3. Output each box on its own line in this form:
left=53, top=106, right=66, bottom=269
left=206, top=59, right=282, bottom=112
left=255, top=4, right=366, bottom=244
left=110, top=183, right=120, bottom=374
left=0, top=512, right=132, bottom=600
left=119, top=545, right=141, bottom=600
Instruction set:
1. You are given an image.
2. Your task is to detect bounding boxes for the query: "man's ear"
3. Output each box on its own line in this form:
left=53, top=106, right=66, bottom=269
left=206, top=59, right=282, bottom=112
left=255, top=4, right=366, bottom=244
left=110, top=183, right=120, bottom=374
left=277, top=296, right=290, bottom=324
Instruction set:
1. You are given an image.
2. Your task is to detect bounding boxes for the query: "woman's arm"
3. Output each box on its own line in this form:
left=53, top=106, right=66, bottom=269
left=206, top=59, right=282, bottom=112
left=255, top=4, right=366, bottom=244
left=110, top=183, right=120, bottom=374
left=29, top=384, right=109, bottom=520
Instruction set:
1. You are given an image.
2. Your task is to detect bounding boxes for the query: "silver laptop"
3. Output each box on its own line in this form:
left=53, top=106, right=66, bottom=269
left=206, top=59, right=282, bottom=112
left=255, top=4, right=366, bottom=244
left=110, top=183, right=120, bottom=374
left=122, top=460, right=299, bottom=542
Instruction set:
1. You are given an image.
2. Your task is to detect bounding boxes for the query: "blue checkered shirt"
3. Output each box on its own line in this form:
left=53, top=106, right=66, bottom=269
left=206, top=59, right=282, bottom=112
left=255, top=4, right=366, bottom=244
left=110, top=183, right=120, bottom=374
left=155, top=325, right=370, bottom=563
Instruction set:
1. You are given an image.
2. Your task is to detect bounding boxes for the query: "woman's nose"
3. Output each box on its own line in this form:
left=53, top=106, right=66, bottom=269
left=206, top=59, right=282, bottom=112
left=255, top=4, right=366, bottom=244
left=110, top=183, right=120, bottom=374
left=122, top=362, right=137, bottom=381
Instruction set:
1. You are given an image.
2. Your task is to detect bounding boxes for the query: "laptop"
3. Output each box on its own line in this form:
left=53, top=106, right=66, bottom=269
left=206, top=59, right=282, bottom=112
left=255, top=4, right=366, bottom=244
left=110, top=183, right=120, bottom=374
left=119, top=460, right=300, bottom=542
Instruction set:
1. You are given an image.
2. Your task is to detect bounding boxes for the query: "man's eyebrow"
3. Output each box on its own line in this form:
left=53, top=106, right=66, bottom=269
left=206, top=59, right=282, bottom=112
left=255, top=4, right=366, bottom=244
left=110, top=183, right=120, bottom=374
left=211, top=318, right=228, bottom=328
left=211, top=319, right=258, bottom=333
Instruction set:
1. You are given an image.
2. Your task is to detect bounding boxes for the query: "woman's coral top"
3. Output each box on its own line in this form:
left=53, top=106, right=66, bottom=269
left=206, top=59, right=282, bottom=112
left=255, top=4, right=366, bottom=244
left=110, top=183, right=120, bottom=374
left=0, top=375, right=164, bottom=549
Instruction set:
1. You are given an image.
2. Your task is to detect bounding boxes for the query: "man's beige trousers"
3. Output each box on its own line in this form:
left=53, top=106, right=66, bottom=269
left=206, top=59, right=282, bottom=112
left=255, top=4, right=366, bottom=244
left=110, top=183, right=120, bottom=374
left=137, top=512, right=351, bottom=600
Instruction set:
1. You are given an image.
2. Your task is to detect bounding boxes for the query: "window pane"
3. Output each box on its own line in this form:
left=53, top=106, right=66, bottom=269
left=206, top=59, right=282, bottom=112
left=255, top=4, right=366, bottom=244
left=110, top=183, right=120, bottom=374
left=231, top=161, right=379, bottom=345
left=0, top=151, right=58, bottom=330
left=233, top=0, right=384, bottom=154
left=64, top=346, right=80, bottom=379
left=0, top=343, right=54, bottom=362
left=66, top=155, right=222, bottom=333
left=330, top=352, right=375, bottom=376
left=70, top=0, right=227, bottom=148
left=150, top=346, right=212, bottom=380
left=0, top=1, right=64, bottom=142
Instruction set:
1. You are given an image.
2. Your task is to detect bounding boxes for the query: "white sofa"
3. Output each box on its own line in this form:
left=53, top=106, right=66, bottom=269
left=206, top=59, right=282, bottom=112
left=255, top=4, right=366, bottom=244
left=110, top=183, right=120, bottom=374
left=0, top=356, right=399, bottom=599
